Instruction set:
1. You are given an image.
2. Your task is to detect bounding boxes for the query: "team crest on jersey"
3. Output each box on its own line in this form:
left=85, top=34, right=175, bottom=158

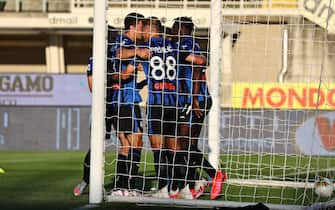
left=181, top=45, right=189, bottom=49
left=121, top=40, right=127, bottom=46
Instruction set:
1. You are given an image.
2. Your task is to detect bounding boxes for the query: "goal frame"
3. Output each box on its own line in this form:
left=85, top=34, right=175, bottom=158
left=89, top=0, right=107, bottom=204
left=88, top=0, right=334, bottom=209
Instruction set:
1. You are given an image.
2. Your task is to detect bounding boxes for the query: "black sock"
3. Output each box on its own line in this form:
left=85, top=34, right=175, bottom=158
left=127, top=148, right=141, bottom=189
left=177, top=151, right=187, bottom=189
left=153, top=149, right=168, bottom=189
left=167, top=151, right=186, bottom=191
left=192, top=147, right=216, bottom=178
left=83, top=150, right=90, bottom=184
left=105, top=118, right=112, bottom=139
left=187, top=149, right=199, bottom=189
left=116, top=154, right=128, bottom=189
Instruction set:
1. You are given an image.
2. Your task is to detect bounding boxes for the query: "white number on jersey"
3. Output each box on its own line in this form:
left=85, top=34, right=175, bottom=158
left=150, top=55, right=176, bottom=81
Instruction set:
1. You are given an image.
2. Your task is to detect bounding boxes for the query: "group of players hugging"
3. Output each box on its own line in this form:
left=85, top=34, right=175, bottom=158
left=73, top=12, right=227, bottom=200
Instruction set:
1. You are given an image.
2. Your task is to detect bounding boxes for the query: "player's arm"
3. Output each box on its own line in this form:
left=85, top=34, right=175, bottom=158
left=185, top=54, right=206, bottom=65
left=117, top=48, right=151, bottom=59
left=181, top=39, right=206, bottom=65
left=87, top=76, right=92, bottom=92
left=107, top=58, right=121, bottom=84
left=120, top=61, right=148, bottom=81
left=107, top=70, right=119, bottom=87
left=120, top=64, right=135, bottom=80
left=119, top=59, right=146, bottom=80
left=192, top=66, right=203, bottom=118
left=110, top=72, right=120, bottom=82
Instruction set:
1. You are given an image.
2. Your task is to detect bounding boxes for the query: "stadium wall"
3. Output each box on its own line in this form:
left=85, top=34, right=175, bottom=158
left=1, top=106, right=335, bottom=156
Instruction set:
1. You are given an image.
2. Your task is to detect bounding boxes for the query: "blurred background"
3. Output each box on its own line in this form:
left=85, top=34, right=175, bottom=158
left=0, top=0, right=334, bottom=155
left=0, top=1, right=335, bottom=210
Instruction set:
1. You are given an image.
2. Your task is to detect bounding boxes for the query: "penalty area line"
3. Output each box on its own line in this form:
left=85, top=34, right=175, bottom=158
left=70, top=204, right=99, bottom=210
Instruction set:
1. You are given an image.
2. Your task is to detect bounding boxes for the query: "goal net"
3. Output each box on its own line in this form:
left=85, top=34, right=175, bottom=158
left=89, top=0, right=335, bottom=209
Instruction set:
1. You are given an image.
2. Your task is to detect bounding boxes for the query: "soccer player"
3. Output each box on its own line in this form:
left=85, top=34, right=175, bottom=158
left=137, top=17, right=190, bottom=199
left=172, top=17, right=227, bottom=200
left=73, top=26, right=120, bottom=197
left=111, top=12, right=150, bottom=195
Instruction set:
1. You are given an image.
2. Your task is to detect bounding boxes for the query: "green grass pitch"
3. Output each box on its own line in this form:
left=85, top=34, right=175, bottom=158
left=1, top=151, right=335, bottom=210
left=0, top=151, right=185, bottom=210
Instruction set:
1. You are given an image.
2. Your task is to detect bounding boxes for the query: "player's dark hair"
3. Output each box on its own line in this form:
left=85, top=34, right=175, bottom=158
left=124, top=12, right=144, bottom=30
left=144, top=16, right=162, bottom=33
left=164, top=27, right=172, bottom=35
left=173, top=16, right=194, bottom=34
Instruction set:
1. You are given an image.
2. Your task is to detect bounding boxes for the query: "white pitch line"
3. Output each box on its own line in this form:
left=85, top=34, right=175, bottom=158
left=70, top=204, right=99, bottom=210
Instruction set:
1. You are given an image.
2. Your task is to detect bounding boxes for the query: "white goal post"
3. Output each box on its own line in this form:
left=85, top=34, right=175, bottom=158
left=208, top=0, right=223, bottom=171
left=89, top=0, right=107, bottom=204
left=88, top=0, right=335, bottom=209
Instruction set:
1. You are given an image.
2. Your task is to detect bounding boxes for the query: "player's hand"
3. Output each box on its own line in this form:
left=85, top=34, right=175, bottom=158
left=120, top=64, right=135, bottom=80
left=192, top=99, right=203, bottom=118
left=136, top=48, right=151, bottom=59
left=126, top=64, right=135, bottom=74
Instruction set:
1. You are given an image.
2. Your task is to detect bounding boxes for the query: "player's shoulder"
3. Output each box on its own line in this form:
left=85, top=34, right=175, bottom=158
left=116, top=34, right=133, bottom=46
left=180, top=36, right=194, bottom=46
left=180, top=36, right=201, bottom=51
left=150, top=36, right=164, bottom=46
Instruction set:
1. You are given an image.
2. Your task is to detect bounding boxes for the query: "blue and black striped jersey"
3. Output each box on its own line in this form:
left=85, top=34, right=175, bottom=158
left=177, top=36, right=211, bottom=105
left=141, top=37, right=178, bottom=106
left=115, top=34, right=142, bottom=104
left=86, top=38, right=120, bottom=103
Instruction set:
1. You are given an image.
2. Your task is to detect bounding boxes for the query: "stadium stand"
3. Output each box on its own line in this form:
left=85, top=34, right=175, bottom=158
left=2, top=0, right=70, bottom=12
left=0, top=0, right=333, bottom=85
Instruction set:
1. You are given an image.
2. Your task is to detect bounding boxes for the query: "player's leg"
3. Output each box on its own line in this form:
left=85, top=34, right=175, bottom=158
left=164, top=107, right=188, bottom=198
left=190, top=98, right=227, bottom=200
left=118, top=104, right=143, bottom=192
left=149, top=135, right=169, bottom=192
left=74, top=102, right=114, bottom=197
left=105, top=94, right=114, bottom=139
left=190, top=98, right=215, bottom=178
left=125, top=104, right=143, bottom=190
left=165, top=136, right=192, bottom=199
left=73, top=149, right=90, bottom=196
left=148, top=106, right=169, bottom=195
left=178, top=103, right=202, bottom=198
left=114, top=105, right=131, bottom=191
left=126, top=133, right=142, bottom=189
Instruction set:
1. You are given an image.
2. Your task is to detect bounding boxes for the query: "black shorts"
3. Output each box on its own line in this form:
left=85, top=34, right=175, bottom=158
left=106, top=103, right=142, bottom=133
left=147, top=105, right=177, bottom=137
left=178, top=97, right=212, bottom=127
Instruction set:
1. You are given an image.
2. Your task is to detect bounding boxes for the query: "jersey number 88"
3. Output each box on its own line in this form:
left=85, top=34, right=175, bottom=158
left=150, top=55, right=176, bottom=81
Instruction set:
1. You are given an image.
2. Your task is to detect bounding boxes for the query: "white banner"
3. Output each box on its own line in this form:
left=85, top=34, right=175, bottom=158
left=0, top=74, right=91, bottom=106
left=302, top=0, right=335, bottom=34
left=296, top=112, right=335, bottom=156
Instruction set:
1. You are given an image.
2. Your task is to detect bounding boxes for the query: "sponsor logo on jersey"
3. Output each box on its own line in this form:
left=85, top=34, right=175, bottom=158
left=153, top=82, right=176, bottom=91
left=150, top=46, right=173, bottom=53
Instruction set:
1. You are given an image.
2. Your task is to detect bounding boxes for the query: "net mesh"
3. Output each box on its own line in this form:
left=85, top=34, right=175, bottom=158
left=98, top=0, right=335, bottom=207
